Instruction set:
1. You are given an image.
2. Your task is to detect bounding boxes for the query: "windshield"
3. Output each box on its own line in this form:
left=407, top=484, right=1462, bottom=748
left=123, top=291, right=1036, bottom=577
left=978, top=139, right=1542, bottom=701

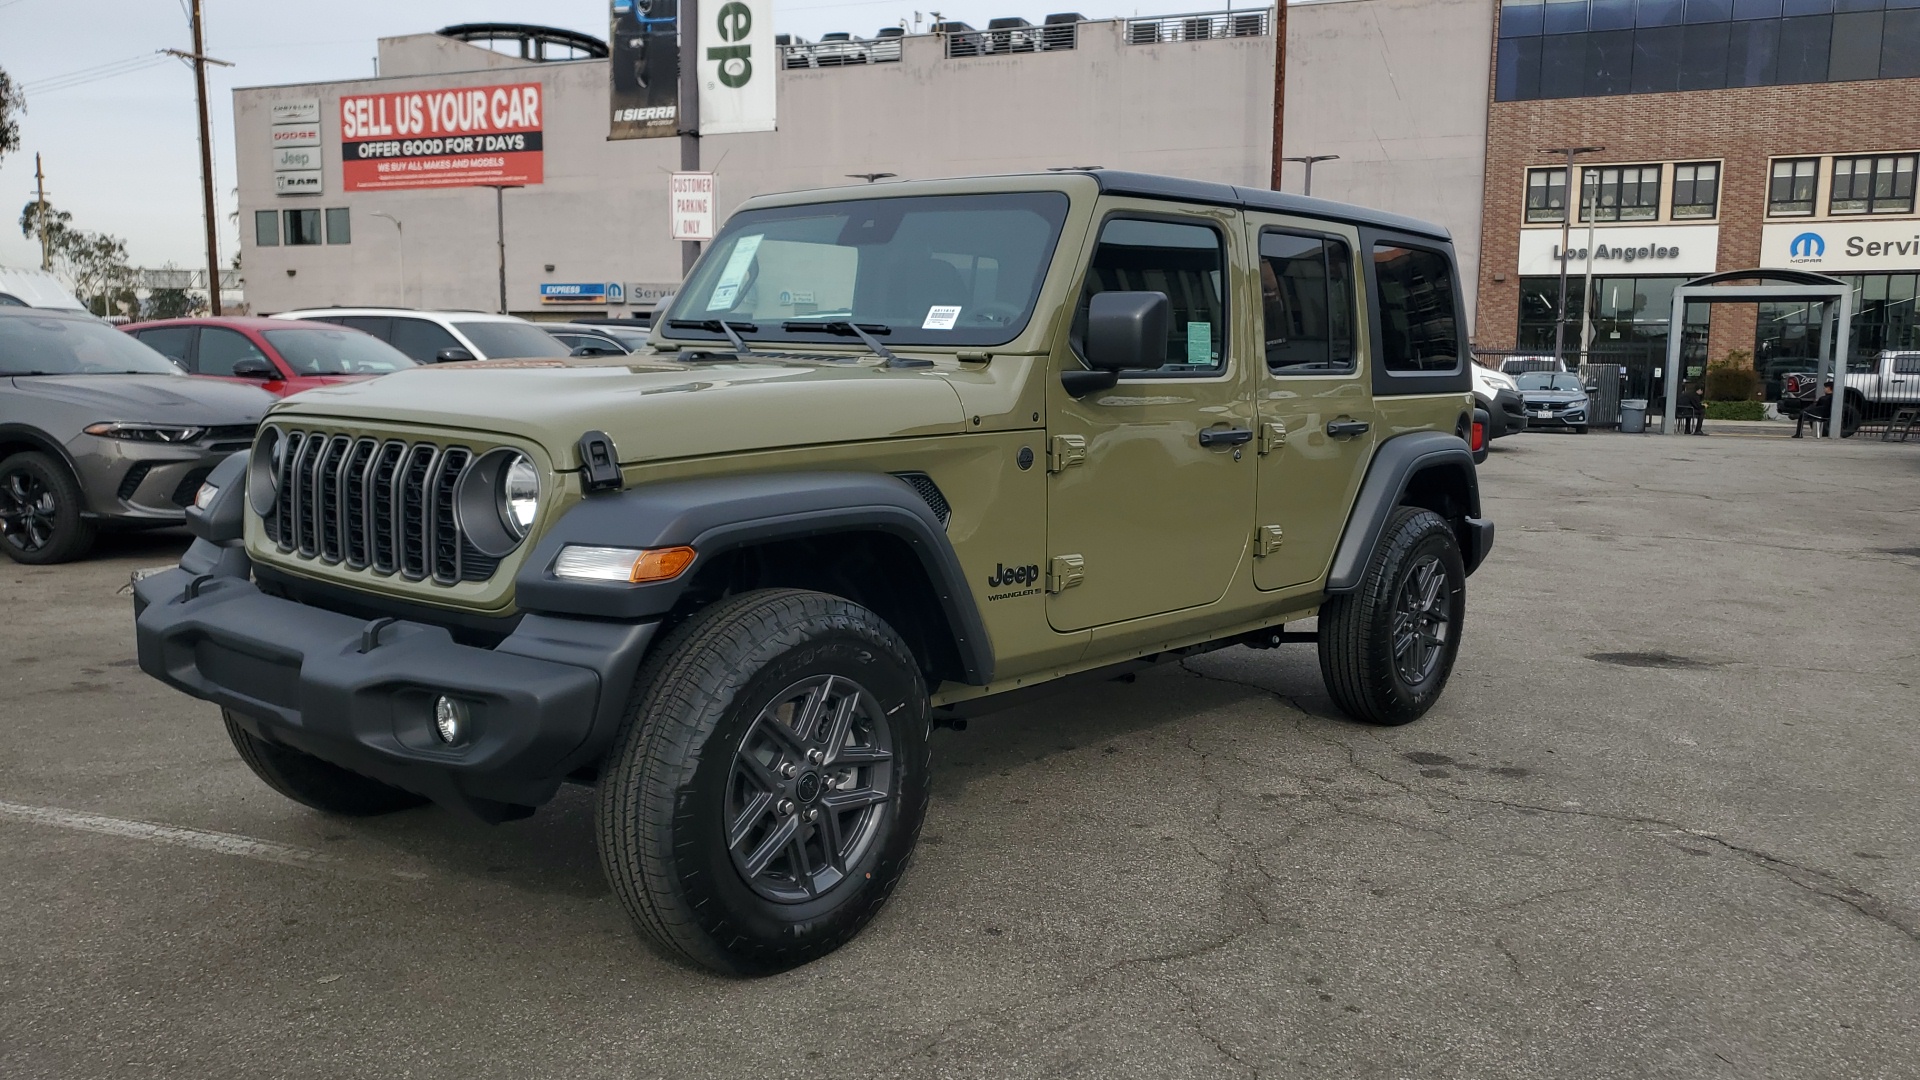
left=451, top=321, right=574, bottom=359
left=1516, top=373, right=1584, bottom=392
left=664, top=192, right=1071, bottom=349
left=263, top=328, right=417, bottom=375
left=0, top=315, right=181, bottom=375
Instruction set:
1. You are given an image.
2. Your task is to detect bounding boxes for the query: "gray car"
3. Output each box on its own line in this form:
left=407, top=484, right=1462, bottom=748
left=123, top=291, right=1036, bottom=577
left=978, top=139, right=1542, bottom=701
left=0, top=308, right=273, bottom=563
left=1515, top=371, right=1592, bottom=433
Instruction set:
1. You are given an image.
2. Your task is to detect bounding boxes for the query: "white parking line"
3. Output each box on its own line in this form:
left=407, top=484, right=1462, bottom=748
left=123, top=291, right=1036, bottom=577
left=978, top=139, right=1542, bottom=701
left=0, top=799, right=426, bottom=880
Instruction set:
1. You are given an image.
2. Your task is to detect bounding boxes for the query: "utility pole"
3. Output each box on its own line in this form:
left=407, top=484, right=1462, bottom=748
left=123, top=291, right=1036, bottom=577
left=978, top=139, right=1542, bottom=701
left=33, top=153, right=50, bottom=271
left=678, top=0, right=703, bottom=275
left=1268, top=0, right=1288, bottom=190
left=1541, top=146, right=1605, bottom=367
left=1282, top=154, right=1338, bottom=197
left=371, top=212, right=404, bottom=307
left=481, top=186, right=522, bottom=313
left=167, top=2, right=233, bottom=315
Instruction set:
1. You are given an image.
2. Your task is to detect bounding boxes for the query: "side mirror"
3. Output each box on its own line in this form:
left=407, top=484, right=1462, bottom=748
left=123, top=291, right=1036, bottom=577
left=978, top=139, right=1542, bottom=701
left=1065, top=291, right=1170, bottom=397
left=231, top=357, right=278, bottom=379
left=434, top=347, right=476, bottom=363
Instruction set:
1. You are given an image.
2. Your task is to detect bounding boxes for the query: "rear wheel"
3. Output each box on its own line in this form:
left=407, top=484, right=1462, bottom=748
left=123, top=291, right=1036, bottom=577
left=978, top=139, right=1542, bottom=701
left=223, top=709, right=429, bottom=816
left=0, top=451, right=97, bottom=564
left=597, top=589, right=932, bottom=975
left=1317, top=506, right=1466, bottom=726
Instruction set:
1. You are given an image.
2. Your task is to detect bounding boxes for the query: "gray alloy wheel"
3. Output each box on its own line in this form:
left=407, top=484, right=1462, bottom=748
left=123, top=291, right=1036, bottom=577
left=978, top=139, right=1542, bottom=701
left=0, top=452, right=97, bottom=564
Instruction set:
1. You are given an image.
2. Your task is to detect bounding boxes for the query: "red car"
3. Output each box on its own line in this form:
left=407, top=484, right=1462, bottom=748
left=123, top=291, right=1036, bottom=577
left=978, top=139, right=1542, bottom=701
left=119, top=316, right=415, bottom=397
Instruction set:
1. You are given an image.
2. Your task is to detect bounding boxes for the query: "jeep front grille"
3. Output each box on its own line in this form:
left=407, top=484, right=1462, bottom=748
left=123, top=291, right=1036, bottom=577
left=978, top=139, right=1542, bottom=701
left=263, top=430, right=497, bottom=585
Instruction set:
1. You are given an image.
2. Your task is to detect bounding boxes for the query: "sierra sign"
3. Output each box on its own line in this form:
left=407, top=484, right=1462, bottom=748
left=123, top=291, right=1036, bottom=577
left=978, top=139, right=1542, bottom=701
left=340, top=83, right=544, bottom=191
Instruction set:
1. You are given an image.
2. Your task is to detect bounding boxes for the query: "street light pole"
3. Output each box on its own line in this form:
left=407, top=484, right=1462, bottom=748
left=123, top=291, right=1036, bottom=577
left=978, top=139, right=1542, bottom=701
left=1541, top=146, right=1605, bottom=368
left=1281, top=154, right=1339, bottom=197
left=370, top=212, right=404, bottom=307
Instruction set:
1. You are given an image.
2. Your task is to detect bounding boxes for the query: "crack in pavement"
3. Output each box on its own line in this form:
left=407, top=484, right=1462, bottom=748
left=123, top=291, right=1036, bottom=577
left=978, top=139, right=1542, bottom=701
left=1175, top=659, right=1920, bottom=946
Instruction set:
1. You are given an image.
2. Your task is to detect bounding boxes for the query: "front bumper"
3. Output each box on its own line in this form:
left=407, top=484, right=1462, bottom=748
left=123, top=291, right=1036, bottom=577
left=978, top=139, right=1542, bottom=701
left=134, top=552, right=655, bottom=819
left=70, top=436, right=246, bottom=524
left=1485, top=389, right=1528, bottom=439
left=1523, top=406, right=1587, bottom=429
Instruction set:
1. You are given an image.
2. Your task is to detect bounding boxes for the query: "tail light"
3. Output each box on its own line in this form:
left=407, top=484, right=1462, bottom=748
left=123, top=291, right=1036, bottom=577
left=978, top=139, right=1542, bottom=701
left=1471, top=418, right=1487, bottom=452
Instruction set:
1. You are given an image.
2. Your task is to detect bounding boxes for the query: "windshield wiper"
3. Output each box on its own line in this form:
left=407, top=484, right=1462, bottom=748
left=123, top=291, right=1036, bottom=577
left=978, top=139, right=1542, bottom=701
left=666, top=319, right=760, bottom=357
left=781, top=321, right=931, bottom=369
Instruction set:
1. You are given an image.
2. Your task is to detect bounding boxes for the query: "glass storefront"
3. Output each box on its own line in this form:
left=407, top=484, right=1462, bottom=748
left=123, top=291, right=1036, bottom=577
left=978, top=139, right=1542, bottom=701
left=1755, top=271, right=1919, bottom=385
left=1516, top=274, right=1711, bottom=399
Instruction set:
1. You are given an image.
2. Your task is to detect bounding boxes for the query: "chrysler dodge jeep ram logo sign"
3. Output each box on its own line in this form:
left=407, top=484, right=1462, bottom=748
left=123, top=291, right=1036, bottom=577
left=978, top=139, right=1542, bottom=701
left=1763, top=222, right=1920, bottom=271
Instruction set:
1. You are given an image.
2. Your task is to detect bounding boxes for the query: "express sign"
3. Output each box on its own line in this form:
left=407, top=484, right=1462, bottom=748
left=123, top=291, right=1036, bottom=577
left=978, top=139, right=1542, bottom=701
left=340, top=83, right=544, bottom=191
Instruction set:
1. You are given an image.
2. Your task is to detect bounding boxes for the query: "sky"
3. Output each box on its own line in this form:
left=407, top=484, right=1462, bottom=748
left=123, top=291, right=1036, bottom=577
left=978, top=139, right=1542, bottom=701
left=0, top=0, right=1185, bottom=275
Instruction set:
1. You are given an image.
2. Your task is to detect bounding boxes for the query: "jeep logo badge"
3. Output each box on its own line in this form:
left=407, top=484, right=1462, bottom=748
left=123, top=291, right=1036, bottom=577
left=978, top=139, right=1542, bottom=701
left=987, top=563, right=1040, bottom=588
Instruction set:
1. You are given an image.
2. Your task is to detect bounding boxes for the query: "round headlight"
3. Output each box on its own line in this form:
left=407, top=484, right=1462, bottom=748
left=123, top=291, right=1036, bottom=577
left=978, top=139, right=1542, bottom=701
left=247, top=425, right=284, bottom=516
left=499, top=453, right=539, bottom=538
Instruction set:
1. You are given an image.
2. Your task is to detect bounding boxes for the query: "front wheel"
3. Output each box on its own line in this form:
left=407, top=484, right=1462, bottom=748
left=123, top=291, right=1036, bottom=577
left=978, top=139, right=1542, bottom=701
left=1317, top=506, right=1466, bottom=726
left=597, top=589, right=932, bottom=975
left=0, top=451, right=97, bottom=564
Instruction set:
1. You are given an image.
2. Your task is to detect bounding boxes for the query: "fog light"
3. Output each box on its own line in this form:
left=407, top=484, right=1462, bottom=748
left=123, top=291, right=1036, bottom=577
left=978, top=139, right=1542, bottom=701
left=433, top=695, right=468, bottom=744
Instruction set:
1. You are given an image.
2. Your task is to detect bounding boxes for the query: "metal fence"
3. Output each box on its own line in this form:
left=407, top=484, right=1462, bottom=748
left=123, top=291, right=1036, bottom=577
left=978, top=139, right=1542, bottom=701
left=1124, top=9, right=1271, bottom=44
left=778, top=34, right=904, bottom=69
left=944, top=17, right=1082, bottom=58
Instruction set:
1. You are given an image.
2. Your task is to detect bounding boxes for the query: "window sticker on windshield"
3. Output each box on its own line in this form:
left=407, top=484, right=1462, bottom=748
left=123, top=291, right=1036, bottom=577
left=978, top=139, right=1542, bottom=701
left=922, top=305, right=962, bottom=330
left=1187, top=321, right=1213, bottom=366
left=706, top=234, right=764, bottom=311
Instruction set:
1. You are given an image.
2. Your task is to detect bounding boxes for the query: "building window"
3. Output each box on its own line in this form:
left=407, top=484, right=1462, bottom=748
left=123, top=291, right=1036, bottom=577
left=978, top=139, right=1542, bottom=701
left=325, top=207, right=351, bottom=244
left=1671, top=162, right=1719, bottom=219
left=254, top=210, right=280, bottom=247
left=1768, top=158, right=1818, bottom=216
left=284, top=209, right=322, bottom=246
left=1580, top=165, right=1662, bottom=222
left=1526, top=168, right=1568, bottom=223
left=1830, top=154, right=1917, bottom=216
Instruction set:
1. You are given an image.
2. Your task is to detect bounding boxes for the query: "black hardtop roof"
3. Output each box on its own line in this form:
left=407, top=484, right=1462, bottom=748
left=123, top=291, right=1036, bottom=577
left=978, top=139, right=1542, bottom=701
left=1088, top=170, right=1451, bottom=243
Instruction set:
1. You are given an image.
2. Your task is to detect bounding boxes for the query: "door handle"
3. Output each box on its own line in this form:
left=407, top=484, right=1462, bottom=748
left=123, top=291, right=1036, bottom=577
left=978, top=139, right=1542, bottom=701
left=1326, top=419, right=1371, bottom=438
left=1198, top=427, right=1254, bottom=448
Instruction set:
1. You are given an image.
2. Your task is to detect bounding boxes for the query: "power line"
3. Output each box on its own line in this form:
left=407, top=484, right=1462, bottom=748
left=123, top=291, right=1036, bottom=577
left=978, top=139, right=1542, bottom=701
left=20, top=53, right=174, bottom=95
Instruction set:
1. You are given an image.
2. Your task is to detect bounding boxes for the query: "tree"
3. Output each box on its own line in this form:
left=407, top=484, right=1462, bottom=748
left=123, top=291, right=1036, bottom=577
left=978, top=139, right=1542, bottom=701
left=143, top=265, right=208, bottom=318
left=19, top=198, right=136, bottom=316
left=0, top=65, right=22, bottom=167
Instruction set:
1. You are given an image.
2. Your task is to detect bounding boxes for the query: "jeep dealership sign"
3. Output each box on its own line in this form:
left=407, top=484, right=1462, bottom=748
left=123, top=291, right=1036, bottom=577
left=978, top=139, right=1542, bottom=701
left=699, top=0, right=775, bottom=134
left=340, top=83, right=544, bottom=191
left=1762, top=221, right=1920, bottom=273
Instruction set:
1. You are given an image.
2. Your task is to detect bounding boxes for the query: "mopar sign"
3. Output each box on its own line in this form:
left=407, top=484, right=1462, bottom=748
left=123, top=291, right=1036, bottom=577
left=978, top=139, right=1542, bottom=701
left=540, top=282, right=609, bottom=305
left=1790, top=232, right=1826, bottom=259
left=1763, top=222, right=1920, bottom=271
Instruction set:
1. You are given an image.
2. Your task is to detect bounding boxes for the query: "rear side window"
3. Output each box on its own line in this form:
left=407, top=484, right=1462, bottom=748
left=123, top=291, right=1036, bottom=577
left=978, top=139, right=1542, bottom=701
left=388, top=318, right=461, bottom=361
left=1260, top=230, right=1355, bottom=375
left=1372, top=244, right=1460, bottom=373
left=329, top=316, right=392, bottom=340
left=1075, top=218, right=1226, bottom=376
left=134, top=326, right=194, bottom=364
left=1893, top=354, right=1920, bottom=376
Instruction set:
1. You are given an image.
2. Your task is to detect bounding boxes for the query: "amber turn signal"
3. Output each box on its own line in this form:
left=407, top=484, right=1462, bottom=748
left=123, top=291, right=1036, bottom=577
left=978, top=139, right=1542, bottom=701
left=629, top=546, right=697, bottom=582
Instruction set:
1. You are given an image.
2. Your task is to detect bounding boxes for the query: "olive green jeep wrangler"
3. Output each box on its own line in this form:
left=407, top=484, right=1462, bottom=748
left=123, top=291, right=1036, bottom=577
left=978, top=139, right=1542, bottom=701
left=135, top=171, right=1492, bottom=975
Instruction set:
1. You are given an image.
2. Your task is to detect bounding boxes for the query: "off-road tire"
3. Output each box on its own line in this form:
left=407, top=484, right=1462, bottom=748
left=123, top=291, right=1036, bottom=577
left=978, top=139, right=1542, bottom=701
left=597, top=588, right=932, bottom=976
left=0, top=451, right=97, bottom=565
left=1317, top=506, right=1466, bottom=726
left=223, top=708, right=429, bottom=816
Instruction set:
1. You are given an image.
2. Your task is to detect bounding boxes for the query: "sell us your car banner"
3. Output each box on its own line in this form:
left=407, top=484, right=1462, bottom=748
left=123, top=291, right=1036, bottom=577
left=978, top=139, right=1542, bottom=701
left=610, top=0, right=682, bottom=140
left=340, top=83, right=544, bottom=191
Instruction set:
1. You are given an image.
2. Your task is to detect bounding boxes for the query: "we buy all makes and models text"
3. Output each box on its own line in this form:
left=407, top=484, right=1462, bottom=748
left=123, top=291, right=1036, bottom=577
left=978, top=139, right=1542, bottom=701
left=340, top=83, right=543, bottom=191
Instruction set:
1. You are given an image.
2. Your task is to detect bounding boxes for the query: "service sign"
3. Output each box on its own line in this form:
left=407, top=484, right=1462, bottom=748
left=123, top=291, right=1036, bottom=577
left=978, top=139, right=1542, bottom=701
left=340, top=83, right=544, bottom=192
left=699, top=0, right=775, bottom=135
left=1761, top=221, right=1920, bottom=273
left=671, top=172, right=715, bottom=241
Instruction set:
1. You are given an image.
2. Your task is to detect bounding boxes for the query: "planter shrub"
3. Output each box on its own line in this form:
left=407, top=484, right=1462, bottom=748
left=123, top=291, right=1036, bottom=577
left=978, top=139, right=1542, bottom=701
left=1705, top=400, right=1767, bottom=421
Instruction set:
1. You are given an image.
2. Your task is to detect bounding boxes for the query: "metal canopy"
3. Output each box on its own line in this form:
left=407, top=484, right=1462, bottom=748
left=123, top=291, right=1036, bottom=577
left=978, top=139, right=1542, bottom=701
left=1662, top=269, right=1853, bottom=439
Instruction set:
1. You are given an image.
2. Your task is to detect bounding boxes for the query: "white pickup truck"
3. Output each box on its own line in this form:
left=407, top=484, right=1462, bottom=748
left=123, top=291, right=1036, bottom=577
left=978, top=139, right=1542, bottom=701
left=1781, top=350, right=1920, bottom=430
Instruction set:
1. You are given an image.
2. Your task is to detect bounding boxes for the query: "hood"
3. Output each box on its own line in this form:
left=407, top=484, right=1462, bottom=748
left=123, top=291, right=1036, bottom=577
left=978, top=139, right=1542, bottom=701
left=267, top=354, right=970, bottom=467
left=12, top=373, right=274, bottom=424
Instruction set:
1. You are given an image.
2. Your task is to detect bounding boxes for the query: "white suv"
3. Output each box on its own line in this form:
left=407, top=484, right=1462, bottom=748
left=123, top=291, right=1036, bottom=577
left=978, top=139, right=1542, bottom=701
left=268, top=308, right=573, bottom=364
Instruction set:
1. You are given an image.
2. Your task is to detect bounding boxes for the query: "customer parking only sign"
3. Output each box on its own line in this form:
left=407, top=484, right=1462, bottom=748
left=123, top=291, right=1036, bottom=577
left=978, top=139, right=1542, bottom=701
left=340, top=83, right=545, bottom=191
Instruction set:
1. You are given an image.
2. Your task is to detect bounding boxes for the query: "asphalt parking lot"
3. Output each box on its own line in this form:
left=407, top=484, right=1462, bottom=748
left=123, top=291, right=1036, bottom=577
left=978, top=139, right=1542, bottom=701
left=3, top=431, right=1917, bottom=1080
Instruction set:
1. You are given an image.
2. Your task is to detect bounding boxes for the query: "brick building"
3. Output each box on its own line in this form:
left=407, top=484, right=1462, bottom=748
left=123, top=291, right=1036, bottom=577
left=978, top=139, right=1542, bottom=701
left=1473, top=0, right=1920, bottom=400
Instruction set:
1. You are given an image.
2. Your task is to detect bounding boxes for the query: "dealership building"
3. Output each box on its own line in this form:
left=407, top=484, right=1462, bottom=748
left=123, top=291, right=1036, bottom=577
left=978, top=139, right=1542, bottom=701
left=232, top=0, right=1495, bottom=320
left=233, top=0, right=1919, bottom=388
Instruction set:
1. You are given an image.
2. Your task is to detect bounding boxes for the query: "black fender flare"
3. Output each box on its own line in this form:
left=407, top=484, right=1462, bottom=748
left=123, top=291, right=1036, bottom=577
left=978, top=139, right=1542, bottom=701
left=514, top=471, right=994, bottom=684
left=1325, top=431, right=1491, bottom=593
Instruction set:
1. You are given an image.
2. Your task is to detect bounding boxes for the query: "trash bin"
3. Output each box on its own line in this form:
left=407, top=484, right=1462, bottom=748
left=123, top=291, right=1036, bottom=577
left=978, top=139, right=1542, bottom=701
left=1620, top=398, right=1648, bottom=434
